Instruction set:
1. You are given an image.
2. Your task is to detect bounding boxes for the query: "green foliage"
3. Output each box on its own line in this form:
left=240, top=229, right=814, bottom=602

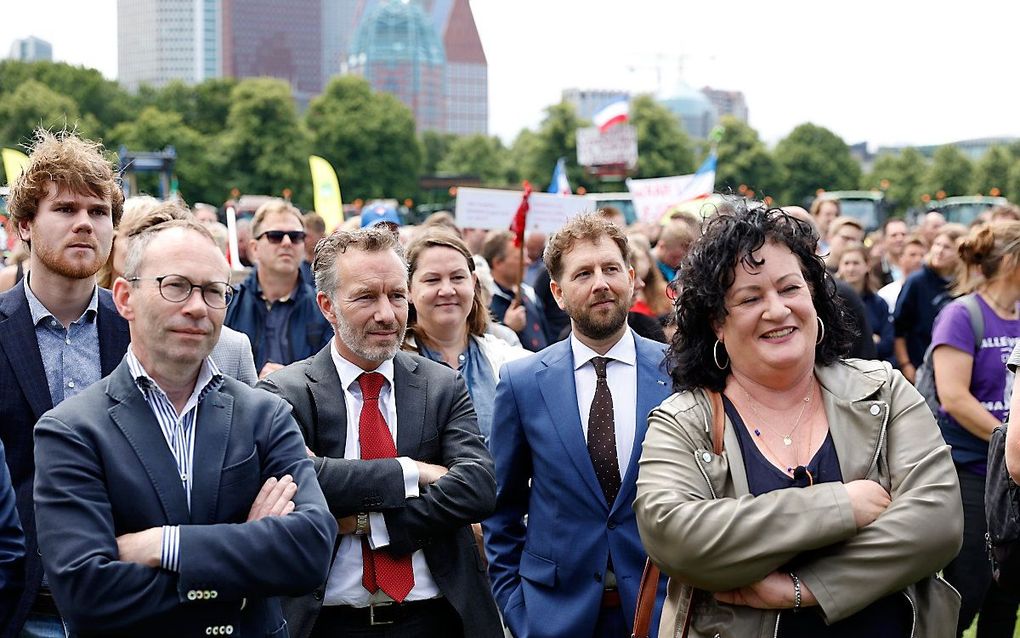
left=108, top=107, right=225, bottom=205
left=861, top=147, right=927, bottom=213
left=507, top=101, right=592, bottom=191
left=925, top=145, right=973, bottom=198
left=0, top=79, right=96, bottom=147
left=505, top=129, right=540, bottom=187
left=0, top=61, right=134, bottom=139
left=306, top=75, right=421, bottom=202
left=971, top=145, right=1012, bottom=198
left=421, top=130, right=458, bottom=175
left=630, top=94, right=695, bottom=180
left=714, top=115, right=786, bottom=199
left=438, top=134, right=508, bottom=185
left=774, top=123, right=861, bottom=206
left=220, top=78, right=312, bottom=207
left=136, top=78, right=238, bottom=136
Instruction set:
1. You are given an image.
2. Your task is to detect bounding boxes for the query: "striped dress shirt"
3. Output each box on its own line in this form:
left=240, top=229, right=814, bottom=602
left=125, top=348, right=223, bottom=572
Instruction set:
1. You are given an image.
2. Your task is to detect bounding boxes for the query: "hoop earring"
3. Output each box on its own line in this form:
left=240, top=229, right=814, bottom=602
left=816, top=317, right=825, bottom=345
left=713, top=339, right=729, bottom=370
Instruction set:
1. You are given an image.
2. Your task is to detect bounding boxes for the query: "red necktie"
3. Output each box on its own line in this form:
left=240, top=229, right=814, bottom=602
left=357, top=372, right=415, bottom=602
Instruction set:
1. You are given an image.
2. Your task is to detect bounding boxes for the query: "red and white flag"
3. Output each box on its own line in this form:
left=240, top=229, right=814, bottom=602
left=593, top=100, right=629, bottom=133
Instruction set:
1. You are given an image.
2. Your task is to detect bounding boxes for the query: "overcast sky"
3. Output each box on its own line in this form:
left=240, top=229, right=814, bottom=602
left=2, top=0, right=1016, bottom=149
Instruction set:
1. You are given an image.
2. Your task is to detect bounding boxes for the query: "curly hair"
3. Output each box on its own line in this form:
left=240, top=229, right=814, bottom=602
left=7, top=129, right=124, bottom=235
left=666, top=203, right=856, bottom=392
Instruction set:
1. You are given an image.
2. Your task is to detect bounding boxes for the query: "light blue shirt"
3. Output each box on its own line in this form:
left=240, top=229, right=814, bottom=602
left=23, top=277, right=101, bottom=406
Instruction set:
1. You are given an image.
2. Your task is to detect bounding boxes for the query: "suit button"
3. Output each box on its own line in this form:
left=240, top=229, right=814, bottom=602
left=226, top=626, right=234, bottom=635
left=313, top=590, right=324, bottom=601
left=205, top=628, right=212, bottom=635
left=594, top=572, right=602, bottom=583
left=188, top=590, right=198, bottom=601
left=210, top=590, right=218, bottom=599
left=608, top=521, right=617, bottom=529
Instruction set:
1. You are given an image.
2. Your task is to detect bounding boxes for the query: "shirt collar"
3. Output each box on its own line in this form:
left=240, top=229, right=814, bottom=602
left=329, top=339, right=395, bottom=394
left=570, top=328, right=636, bottom=371
left=125, top=346, right=224, bottom=408
left=24, top=274, right=99, bottom=327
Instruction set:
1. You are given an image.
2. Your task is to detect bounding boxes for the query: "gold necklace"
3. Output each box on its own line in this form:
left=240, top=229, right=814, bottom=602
left=742, top=381, right=815, bottom=447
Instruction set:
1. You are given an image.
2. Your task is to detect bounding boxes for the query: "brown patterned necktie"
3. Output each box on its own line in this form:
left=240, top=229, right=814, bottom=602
left=587, top=357, right=621, bottom=506
left=357, top=372, right=415, bottom=602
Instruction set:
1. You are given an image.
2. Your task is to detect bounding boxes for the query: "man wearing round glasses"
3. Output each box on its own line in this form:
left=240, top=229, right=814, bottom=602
left=226, top=199, right=332, bottom=379
left=33, top=218, right=336, bottom=635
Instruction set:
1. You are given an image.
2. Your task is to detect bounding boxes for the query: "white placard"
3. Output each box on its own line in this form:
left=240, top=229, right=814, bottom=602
left=576, top=124, right=638, bottom=168
left=455, top=187, right=594, bottom=234
left=626, top=170, right=716, bottom=224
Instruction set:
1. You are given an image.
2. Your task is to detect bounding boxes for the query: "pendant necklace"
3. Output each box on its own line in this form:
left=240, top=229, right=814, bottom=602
left=742, top=380, right=814, bottom=447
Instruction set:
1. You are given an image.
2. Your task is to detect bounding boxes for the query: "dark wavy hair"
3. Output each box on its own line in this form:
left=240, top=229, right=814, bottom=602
left=666, top=203, right=855, bottom=392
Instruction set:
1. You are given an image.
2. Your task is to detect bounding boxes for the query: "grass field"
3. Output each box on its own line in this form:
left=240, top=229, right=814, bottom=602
left=962, top=616, right=1020, bottom=637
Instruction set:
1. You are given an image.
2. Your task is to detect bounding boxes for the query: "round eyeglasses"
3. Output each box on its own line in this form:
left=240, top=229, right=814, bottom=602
left=128, top=274, right=234, bottom=309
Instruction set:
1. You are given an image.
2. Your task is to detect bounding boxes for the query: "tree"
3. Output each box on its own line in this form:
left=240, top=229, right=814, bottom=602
left=108, top=107, right=225, bottom=205
left=773, top=123, right=861, bottom=206
left=421, top=130, right=458, bottom=175
left=505, top=129, right=540, bottom=187
left=971, top=145, right=1012, bottom=199
left=305, top=75, right=421, bottom=202
left=514, top=101, right=592, bottom=192
left=860, top=147, right=927, bottom=214
left=0, top=80, right=94, bottom=147
left=714, top=115, right=785, bottom=200
left=438, top=134, right=509, bottom=185
left=137, top=78, right=239, bottom=137
left=924, top=145, right=973, bottom=199
left=220, top=78, right=311, bottom=207
left=630, top=94, right=695, bottom=180
left=0, top=60, right=134, bottom=138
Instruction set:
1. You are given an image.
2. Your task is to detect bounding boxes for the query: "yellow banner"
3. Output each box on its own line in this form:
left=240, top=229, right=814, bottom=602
left=1, top=148, right=30, bottom=186
left=309, top=155, right=343, bottom=233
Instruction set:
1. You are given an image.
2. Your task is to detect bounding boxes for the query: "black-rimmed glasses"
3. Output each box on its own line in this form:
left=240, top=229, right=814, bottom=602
left=128, top=274, right=234, bottom=309
left=256, top=230, right=306, bottom=244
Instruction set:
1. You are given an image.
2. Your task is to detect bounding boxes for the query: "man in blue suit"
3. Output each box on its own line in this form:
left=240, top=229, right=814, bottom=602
left=484, top=214, right=670, bottom=638
left=0, top=129, right=131, bottom=638
left=33, top=218, right=336, bottom=636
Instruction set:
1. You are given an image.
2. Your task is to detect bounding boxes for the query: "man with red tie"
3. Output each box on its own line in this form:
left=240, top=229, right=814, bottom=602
left=260, top=226, right=502, bottom=638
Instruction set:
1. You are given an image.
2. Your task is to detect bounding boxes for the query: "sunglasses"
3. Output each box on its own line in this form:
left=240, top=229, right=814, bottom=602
left=256, top=230, right=306, bottom=244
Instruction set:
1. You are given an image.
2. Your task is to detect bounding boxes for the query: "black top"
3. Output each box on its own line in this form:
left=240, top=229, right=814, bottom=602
left=723, top=396, right=910, bottom=638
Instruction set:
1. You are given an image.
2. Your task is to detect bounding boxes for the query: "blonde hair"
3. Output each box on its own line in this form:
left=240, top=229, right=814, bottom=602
left=953, top=221, right=1020, bottom=295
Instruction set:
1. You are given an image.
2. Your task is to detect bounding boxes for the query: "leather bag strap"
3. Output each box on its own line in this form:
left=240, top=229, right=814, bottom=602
left=632, top=389, right=725, bottom=638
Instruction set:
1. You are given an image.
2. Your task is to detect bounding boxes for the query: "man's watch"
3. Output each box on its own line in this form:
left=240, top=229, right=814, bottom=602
left=354, top=512, right=370, bottom=536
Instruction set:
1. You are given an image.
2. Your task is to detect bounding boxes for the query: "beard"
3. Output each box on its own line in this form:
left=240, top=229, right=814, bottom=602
left=34, top=239, right=107, bottom=280
left=565, top=293, right=630, bottom=341
left=335, top=310, right=406, bottom=364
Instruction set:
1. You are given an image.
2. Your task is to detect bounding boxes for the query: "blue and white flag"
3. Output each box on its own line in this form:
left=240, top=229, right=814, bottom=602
left=547, top=157, right=571, bottom=195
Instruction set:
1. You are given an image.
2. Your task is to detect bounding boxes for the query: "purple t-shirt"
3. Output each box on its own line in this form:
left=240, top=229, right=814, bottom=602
left=931, top=295, right=1020, bottom=475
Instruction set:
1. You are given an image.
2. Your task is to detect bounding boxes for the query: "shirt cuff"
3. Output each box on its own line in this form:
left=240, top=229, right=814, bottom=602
left=160, top=525, right=180, bottom=572
left=396, top=457, right=420, bottom=498
left=367, top=512, right=390, bottom=549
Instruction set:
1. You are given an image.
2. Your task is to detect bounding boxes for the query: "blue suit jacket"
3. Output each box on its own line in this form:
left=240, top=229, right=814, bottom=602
left=0, top=439, right=24, bottom=630
left=483, top=332, right=670, bottom=638
left=33, top=359, right=337, bottom=637
left=0, top=280, right=130, bottom=638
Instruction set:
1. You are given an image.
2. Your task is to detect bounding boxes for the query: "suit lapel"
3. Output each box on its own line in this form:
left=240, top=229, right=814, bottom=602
left=190, top=387, right=233, bottom=525
left=0, top=280, right=53, bottom=419
left=393, top=352, right=425, bottom=457
left=97, top=290, right=131, bottom=377
left=612, top=337, right=670, bottom=517
left=106, top=363, right=191, bottom=523
left=536, top=342, right=607, bottom=508
left=307, top=348, right=349, bottom=457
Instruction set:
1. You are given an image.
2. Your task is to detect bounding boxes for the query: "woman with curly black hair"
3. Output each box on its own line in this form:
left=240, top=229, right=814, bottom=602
left=634, top=203, right=963, bottom=637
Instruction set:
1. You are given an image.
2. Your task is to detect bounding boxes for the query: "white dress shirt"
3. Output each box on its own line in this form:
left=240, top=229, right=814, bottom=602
left=571, top=329, right=638, bottom=481
left=324, top=341, right=441, bottom=606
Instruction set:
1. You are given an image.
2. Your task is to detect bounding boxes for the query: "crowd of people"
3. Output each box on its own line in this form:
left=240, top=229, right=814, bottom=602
left=0, top=129, right=1019, bottom=638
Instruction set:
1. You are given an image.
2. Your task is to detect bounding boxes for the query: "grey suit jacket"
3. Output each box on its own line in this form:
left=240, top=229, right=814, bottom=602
left=211, top=325, right=258, bottom=386
left=259, top=347, right=503, bottom=638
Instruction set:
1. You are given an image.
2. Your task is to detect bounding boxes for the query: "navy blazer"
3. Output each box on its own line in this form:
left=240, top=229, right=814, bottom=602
left=260, top=348, right=504, bottom=638
left=0, top=280, right=130, bottom=638
left=483, top=332, right=671, bottom=638
left=0, top=438, right=25, bottom=630
left=33, top=359, right=337, bottom=636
